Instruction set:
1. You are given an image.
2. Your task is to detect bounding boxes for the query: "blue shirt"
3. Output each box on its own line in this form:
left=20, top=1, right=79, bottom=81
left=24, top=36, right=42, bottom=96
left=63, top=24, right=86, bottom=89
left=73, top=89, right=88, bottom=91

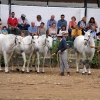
left=55, top=38, right=67, bottom=54
left=1, top=30, right=8, bottom=35
left=57, top=19, right=67, bottom=30
left=47, top=19, right=57, bottom=29
left=28, top=26, right=37, bottom=36
left=87, top=30, right=96, bottom=39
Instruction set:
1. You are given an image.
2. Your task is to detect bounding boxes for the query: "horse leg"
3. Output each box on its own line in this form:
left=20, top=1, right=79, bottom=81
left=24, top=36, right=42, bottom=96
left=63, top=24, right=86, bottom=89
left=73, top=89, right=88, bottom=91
left=26, top=53, right=33, bottom=73
left=82, top=53, right=87, bottom=74
left=0, top=56, right=2, bottom=71
left=75, top=51, right=80, bottom=73
left=30, top=54, right=35, bottom=72
left=88, top=54, right=94, bottom=75
left=21, top=52, right=26, bottom=73
left=42, top=56, right=45, bottom=73
left=3, top=51, right=9, bottom=73
left=36, top=52, right=40, bottom=73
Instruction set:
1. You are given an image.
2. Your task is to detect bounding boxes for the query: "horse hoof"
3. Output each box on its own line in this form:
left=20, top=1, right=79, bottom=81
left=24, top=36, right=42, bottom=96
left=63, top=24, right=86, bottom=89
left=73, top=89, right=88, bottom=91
left=88, top=73, right=91, bottom=75
left=0, top=70, right=3, bottom=72
left=26, top=72, right=30, bottom=74
left=16, top=68, right=20, bottom=71
left=12, top=70, right=15, bottom=72
left=82, top=73, right=85, bottom=75
left=35, top=70, right=37, bottom=72
left=76, top=71, right=79, bottom=73
left=37, top=72, right=40, bottom=74
left=30, top=70, right=33, bottom=72
left=21, top=71, right=25, bottom=73
left=5, top=72, right=9, bottom=74
left=41, top=72, right=45, bottom=74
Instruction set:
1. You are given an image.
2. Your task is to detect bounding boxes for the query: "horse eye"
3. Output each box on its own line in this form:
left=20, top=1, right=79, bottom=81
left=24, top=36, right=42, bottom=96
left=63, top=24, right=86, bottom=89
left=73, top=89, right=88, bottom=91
left=33, top=41, right=35, bottom=43
left=47, top=40, right=49, bottom=42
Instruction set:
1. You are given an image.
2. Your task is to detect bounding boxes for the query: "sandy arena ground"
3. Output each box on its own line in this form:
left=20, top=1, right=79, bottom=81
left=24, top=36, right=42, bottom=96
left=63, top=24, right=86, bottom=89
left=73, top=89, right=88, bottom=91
left=0, top=66, right=100, bottom=100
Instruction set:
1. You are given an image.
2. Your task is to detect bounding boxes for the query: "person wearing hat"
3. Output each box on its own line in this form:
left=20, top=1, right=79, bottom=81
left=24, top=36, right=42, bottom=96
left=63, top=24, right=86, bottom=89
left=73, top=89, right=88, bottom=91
left=18, top=14, right=30, bottom=30
left=52, top=34, right=70, bottom=76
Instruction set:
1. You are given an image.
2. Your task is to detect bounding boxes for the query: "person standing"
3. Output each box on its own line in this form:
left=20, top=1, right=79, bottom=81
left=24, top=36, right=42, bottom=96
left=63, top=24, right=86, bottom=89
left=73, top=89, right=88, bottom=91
left=52, top=34, right=70, bottom=76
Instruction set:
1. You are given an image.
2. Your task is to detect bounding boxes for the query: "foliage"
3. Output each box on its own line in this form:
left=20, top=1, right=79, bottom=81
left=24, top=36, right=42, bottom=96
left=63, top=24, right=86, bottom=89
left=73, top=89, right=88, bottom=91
left=91, top=41, right=99, bottom=68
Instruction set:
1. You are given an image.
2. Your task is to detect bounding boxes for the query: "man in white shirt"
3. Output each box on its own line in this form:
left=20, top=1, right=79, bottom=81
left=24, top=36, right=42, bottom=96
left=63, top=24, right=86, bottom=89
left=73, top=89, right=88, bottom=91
left=18, top=14, right=30, bottom=30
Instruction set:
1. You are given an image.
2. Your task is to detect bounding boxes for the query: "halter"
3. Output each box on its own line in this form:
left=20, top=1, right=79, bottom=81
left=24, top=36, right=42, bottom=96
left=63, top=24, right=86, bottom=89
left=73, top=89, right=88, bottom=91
left=84, top=35, right=90, bottom=46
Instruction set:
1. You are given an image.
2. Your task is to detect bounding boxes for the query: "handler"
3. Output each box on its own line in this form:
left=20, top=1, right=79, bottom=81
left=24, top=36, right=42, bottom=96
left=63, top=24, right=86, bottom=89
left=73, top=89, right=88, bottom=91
left=52, top=34, right=70, bottom=76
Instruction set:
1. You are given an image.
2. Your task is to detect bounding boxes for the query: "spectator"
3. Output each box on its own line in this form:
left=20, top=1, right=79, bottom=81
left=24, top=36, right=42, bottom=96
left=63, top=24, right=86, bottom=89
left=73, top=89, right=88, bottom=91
left=59, top=25, right=68, bottom=41
left=52, top=34, right=70, bottom=76
left=38, top=22, right=46, bottom=36
left=7, top=12, right=20, bottom=35
left=28, top=22, right=37, bottom=36
left=78, top=17, right=87, bottom=35
left=48, top=22, right=57, bottom=41
left=35, top=15, right=42, bottom=27
left=0, top=18, right=2, bottom=33
left=72, top=25, right=82, bottom=40
left=87, top=26, right=97, bottom=39
left=57, top=14, right=67, bottom=33
left=21, top=31, right=25, bottom=37
left=18, top=14, right=30, bottom=30
left=96, top=32, right=100, bottom=41
left=68, top=16, right=77, bottom=34
left=1, top=26, right=8, bottom=35
left=87, top=17, right=98, bottom=31
left=47, top=15, right=56, bottom=29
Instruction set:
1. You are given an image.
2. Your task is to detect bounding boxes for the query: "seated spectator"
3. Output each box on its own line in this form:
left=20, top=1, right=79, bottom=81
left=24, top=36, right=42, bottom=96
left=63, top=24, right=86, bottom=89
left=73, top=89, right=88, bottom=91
left=57, top=14, right=67, bottom=33
left=7, top=12, right=20, bottom=35
left=47, top=15, right=57, bottom=29
left=28, top=22, right=37, bottom=36
left=87, top=26, right=97, bottom=39
left=72, top=25, right=82, bottom=40
left=68, top=16, right=77, bottom=34
left=0, top=18, right=2, bottom=32
left=86, top=17, right=98, bottom=31
left=96, top=32, right=100, bottom=41
left=48, top=23, right=57, bottom=41
left=59, top=25, right=68, bottom=41
left=38, top=22, right=46, bottom=36
left=18, top=14, right=30, bottom=30
left=35, top=15, right=42, bottom=27
left=78, top=17, right=86, bottom=35
left=1, top=26, right=8, bottom=35
left=21, top=31, right=25, bottom=37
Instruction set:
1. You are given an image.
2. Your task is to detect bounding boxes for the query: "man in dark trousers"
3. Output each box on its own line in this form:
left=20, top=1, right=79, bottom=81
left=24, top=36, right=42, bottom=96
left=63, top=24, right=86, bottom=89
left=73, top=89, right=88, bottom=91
left=52, top=34, right=70, bottom=76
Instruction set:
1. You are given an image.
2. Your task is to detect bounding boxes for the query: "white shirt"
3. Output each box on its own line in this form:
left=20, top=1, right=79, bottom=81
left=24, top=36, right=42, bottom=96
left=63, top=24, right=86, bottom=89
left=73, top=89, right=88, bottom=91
left=18, top=17, right=29, bottom=24
left=35, top=20, right=42, bottom=27
left=59, top=30, right=68, bottom=35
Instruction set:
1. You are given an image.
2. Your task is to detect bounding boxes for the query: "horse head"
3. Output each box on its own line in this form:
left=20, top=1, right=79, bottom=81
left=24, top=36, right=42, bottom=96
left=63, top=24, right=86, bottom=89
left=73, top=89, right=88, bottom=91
left=32, top=36, right=39, bottom=52
left=84, top=32, right=91, bottom=46
left=45, top=36, right=53, bottom=50
left=15, top=36, right=23, bottom=46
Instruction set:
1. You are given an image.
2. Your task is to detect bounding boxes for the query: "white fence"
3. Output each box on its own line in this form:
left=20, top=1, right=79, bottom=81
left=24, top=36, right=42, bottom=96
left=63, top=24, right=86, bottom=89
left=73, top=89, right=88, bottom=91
left=0, top=4, right=100, bottom=31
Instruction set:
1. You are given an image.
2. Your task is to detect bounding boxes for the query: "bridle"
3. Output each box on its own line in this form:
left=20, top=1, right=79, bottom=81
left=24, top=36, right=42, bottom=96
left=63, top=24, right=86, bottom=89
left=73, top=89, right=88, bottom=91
left=84, top=35, right=90, bottom=46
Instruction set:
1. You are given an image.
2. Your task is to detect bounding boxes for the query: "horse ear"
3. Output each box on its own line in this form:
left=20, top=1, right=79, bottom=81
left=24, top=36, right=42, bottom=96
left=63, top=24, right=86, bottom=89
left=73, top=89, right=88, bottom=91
left=37, top=36, right=39, bottom=39
left=46, top=34, right=48, bottom=38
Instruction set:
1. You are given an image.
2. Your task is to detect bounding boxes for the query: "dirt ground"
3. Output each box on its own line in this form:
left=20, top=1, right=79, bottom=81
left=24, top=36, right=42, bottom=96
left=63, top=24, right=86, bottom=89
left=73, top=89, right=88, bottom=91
left=0, top=66, right=100, bottom=100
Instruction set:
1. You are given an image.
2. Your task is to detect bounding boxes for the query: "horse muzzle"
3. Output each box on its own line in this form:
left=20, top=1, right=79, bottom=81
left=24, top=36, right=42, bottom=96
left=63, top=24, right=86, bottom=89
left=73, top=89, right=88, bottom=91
left=49, top=47, right=52, bottom=51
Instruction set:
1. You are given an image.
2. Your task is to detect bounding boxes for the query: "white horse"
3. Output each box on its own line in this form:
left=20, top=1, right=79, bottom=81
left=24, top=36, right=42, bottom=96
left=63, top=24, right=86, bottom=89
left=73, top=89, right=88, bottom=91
left=74, top=32, right=95, bottom=75
left=34, top=35, right=53, bottom=73
left=0, top=34, right=22, bottom=73
left=13, top=35, right=39, bottom=73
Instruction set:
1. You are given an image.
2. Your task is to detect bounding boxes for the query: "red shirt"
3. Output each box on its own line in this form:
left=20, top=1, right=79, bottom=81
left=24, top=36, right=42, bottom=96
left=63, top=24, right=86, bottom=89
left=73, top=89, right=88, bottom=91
left=7, top=17, right=18, bottom=27
left=68, top=21, right=76, bottom=29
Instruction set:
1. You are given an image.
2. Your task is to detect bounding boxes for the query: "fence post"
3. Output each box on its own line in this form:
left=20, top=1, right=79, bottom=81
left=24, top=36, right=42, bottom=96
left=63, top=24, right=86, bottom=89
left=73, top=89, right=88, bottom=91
left=84, top=0, right=87, bottom=17
left=47, top=0, right=49, bottom=7
left=8, top=0, right=11, bottom=17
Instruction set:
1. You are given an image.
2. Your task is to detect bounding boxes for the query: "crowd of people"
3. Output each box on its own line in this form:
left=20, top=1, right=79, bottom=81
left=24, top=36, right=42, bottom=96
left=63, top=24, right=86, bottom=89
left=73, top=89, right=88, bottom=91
left=0, top=12, right=100, bottom=44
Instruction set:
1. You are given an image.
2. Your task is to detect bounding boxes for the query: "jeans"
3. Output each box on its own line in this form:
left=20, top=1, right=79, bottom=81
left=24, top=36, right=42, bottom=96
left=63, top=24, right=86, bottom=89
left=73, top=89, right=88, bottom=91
left=18, top=24, right=30, bottom=30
